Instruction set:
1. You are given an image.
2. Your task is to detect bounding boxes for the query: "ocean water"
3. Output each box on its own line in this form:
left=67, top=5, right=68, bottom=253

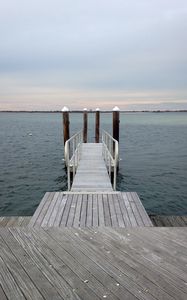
left=0, top=112, right=186, bottom=216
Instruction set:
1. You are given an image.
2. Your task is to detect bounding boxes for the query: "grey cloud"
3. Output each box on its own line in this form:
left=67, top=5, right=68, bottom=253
left=0, top=0, right=187, bottom=109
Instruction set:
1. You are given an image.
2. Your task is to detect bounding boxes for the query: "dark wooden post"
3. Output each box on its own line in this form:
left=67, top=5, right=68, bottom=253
left=113, top=106, right=120, bottom=142
left=95, top=108, right=100, bottom=143
left=83, top=108, right=88, bottom=143
left=62, top=106, right=70, bottom=146
left=113, top=106, right=120, bottom=171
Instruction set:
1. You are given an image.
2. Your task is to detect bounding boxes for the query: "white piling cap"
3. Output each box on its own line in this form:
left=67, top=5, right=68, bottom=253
left=96, top=108, right=100, bottom=111
left=83, top=108, right=88, bottom=111
left=62, top=106, right=69, bottom=112
left=113, top=106, right=120, bottom=111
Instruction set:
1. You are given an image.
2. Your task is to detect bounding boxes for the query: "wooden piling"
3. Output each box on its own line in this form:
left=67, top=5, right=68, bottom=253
left=113, top=106, right=120, bottom=142
left=95, top=108, right=100, bottom=143
left=62, top=106, right=70, bottom=146
left=113, top=106, right=120, bottom=171
left=83, top=108, right=88, bottom=143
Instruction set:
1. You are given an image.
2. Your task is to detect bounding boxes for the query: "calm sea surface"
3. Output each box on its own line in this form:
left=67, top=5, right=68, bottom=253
left=0, top=112, right=187, bottom=216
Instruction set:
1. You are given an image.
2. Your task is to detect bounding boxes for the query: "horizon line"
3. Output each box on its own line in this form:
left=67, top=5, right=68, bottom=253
left=0, top=109, right=187, bottom=113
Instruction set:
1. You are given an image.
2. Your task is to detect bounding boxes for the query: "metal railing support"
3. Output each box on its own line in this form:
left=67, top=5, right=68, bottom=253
left=102, top=130, right=119, bottom=190
left=64, top=130, right=83, bottom=190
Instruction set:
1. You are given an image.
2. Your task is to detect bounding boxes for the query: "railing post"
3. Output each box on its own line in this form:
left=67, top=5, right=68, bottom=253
left=62, top=106, right=70, bottom=146
left=95, top=108, right=100, bottom=143
left=73, top=139, right=75, bottom=178
left=66, top=143, right=71, bottom=190
left=83, top=108, right=88, bottom=143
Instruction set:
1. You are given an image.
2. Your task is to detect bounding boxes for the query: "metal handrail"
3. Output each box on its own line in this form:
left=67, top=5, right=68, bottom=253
left=64, top=130, right=83, bottom=190
left=102, top=130, right=119, bottom=190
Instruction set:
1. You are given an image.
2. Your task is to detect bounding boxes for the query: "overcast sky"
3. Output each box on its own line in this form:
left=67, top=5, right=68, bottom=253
left=0, top=0, right=187, bottom=110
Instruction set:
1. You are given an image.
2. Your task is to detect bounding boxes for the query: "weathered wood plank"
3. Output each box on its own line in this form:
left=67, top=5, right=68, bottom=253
left=36, top=228, right=117, bottom=300
left=0, top=255, right=25, bottom=300
left=113, top=194, right=125, bottom=227
left=0, top=232, right=44, bottom=300
left=98, top=194, right=105, bottom=226
left=80, top=194, right=87, bottom=227
left=86, top=194, right=93, bottom=227
left=47, top=192, right=61, bottom=227
left=60, top=194, right=73, bottom=226
left=29, top=192, right=49, bottom=227
left=29, top=192, right=153, bottom=228
left=28, top=228, right=100, bottom=300
left=103, top=194, right=112, bottom=226
left=175, top=216, right=187, bottom=226
left=92, top=194, right=98, bottom=227
left=108, top=194, right=118, bottom=227
left=66, top=194, right=78, bottom=227
left=96, top=227, right=187, bottom=300
left=0, top=217, right=31, bottom=227
left=0, top=285, right=7, bottom=300
left=6, top=217, right=18, bottom=227
left=56, top=228, right=142, bottom=300
left=73, top=194, right=82, bottom=227
left=29, top=192, right=54, bottom=227
left=128, top=228, right=187, bottom=283
left=9, top=228, right=81, bottom=300
left=117, top=193, right=131, bottom=227
left=181, top=216, right=187, bottom=225
left=53, top=193, right=67, bottom=227
left=0, top=227, right=187, bottom=300
left=121, top=193, right=137, bottom=227
left=41, top=192, right=59, bottom=227
left=65, top=228, right=158, bottom=300
left=149, top=215, right=187, bottom=227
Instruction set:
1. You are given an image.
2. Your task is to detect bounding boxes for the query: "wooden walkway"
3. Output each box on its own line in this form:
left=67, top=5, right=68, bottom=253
left=71, top=143, right=113, bottom=192
left=29, top=192, right=153, bottom=228
left=0, top=227, right=186, bottom=300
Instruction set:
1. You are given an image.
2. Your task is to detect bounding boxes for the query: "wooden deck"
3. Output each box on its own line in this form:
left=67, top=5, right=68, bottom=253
left=71, top=143, right=113, bottom=192
left=0, top=227, right=186, bottom=300
left=29, top=192, right=153, bottom=227
left=0, top=217, right=31, bottom=227
left=0, top=215, right=187, bottom=228
left=150, top=215, right=187, bottom=227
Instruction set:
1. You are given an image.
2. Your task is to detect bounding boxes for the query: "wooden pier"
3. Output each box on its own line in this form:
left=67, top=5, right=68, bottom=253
left=0, top=109, right=186, bottom=300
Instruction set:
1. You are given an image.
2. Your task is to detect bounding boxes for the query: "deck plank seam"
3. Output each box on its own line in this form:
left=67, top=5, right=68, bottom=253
left=29, top=192, right=51, bottom=227
left=120, top=193, right=133, bottom=227
left=126, top=193, right=139, bottom=227
left=131, top=192, right=153, bottom=227
left=42, top=192, right=60, bottom=227
left=113, top=193, right=126, bottom=228
left=117, top=193, right=131, bottom=227
left=36, top=192, right=56, bottom=228
left=48, top=192, right=62, bottom=227
left=130, top=192, right=146, bottom=226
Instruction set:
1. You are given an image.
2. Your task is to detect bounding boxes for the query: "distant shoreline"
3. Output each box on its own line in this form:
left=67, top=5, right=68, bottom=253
left=0, top=110, right=187, bottom=113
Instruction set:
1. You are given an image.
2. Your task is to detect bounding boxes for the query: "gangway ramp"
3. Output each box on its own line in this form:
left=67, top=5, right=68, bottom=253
left=71, top=143, right=113, bottom=192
